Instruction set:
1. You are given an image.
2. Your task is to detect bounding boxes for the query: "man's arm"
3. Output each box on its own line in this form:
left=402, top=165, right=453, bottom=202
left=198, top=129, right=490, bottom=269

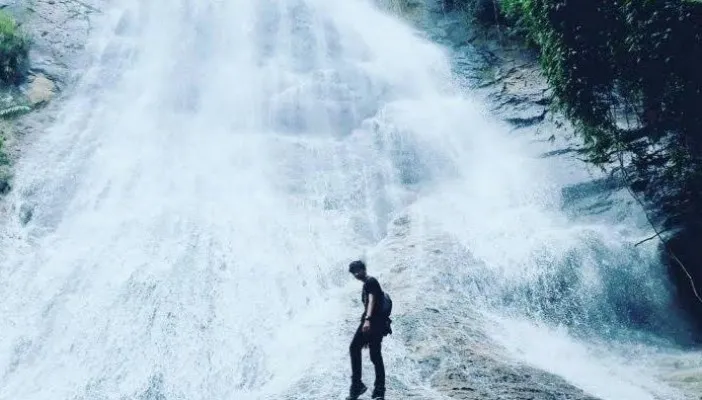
left=365, top=294, right=375, bottom=320
left=363, top=277, right=382, bottom=331
left=362, top=293, right=375, bottom=332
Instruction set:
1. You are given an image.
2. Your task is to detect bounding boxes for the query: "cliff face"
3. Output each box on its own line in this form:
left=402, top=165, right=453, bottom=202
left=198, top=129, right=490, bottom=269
left=0, top=0, right=102, bottom=202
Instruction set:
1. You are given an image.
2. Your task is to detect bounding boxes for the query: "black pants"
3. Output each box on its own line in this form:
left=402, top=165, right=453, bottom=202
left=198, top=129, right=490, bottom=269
left=349, top=321, right=385, bottom=393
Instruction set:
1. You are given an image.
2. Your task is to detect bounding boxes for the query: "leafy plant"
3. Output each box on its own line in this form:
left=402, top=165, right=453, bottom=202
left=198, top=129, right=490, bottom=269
left=0, top=10, right=29, bottom=85
left=498, top=0, right=702, bottom=163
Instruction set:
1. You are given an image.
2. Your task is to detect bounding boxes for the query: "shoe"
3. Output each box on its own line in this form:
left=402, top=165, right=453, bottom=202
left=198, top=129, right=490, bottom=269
left=371, top=388, right=385, bottom=399
left=346, top=383, right=367, bottom=400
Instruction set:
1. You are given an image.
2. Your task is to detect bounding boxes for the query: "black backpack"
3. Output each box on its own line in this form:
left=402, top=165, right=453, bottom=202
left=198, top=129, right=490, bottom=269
left=380, top=292, right=393, bottom=336
left=380, top=292, right=392, bottom=317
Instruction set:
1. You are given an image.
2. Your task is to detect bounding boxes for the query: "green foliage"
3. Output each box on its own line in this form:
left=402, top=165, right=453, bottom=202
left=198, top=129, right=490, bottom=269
left=497, top=0, right=702, bottom=163
left=499, top=0, right=623, bottom=154
left=0, top=11, right=31, bottom=197
left=0, top=10, right=29, bottom=85
left=492, top=0, right=702, bottom=230
left=0, top=135, right=7, bottom=165
left=0, top=104, right=30, bottom=118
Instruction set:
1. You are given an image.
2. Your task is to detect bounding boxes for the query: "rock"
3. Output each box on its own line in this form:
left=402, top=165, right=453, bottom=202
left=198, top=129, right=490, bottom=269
left=16, top=0, right=103, bottom=85
left=503, top=107, right=547, bottom=128
left=396, top=307, right=601, bottom=400
left=25, top=74, right=55, bottom=106
left=0, top=167, right=10, bottom=195
left=19, top=203, right=32, bottom=225
left=0, top=0, right=22, bottom=14
left=477, top=61, right=552, bottom=128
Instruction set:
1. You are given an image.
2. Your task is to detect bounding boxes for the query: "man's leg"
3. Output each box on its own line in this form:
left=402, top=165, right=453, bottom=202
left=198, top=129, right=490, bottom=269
left=349, top=325, right=365, bottom=389
left=368, top=335, right=385, bottom=397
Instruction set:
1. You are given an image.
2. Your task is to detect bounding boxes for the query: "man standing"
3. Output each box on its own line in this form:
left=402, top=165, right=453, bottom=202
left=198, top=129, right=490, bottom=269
left=347, top=260, right=386, bottom=400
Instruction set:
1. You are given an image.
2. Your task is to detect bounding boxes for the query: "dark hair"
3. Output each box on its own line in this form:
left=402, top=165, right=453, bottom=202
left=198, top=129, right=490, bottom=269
left=348, top=260, right=366, bottom=273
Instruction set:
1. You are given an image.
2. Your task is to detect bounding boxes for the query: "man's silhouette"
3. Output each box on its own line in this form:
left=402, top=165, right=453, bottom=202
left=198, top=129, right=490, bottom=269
left=346, top=260, right=385, bottom=400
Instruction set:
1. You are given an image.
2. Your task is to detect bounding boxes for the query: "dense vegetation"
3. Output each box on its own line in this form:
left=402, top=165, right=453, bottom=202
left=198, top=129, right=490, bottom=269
left=444, top=0, right=702, bottom=321
left=497, top=0, right=702, bottom=166
left=448, top=0, right=702, bottom=324
left=502, top=0, right=702, bottom=237
left=0, top=10, right=29, bottom=85
left=0, top=10, right=30, bottom=194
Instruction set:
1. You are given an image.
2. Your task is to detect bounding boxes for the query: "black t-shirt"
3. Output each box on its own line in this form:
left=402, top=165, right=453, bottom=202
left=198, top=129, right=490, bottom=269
left=361, top=277, right=383, bottom=321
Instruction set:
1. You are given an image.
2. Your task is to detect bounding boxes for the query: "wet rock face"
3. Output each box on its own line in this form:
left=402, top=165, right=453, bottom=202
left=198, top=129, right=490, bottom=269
left=7, top=0, right=104, bottom=87
left=398, top=308, right=600, bottom=400
left=436, top=365, right=599, bottom=400
left=483, top=62, right=550, bottom=128
left=25, top=73, right=55, bottom=106
left=410, top=3, right=553, bottom=131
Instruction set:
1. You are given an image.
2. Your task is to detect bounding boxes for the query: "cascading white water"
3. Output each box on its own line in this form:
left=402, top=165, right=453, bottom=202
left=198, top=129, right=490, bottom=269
left=1, top=0, right=700, bottom=399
